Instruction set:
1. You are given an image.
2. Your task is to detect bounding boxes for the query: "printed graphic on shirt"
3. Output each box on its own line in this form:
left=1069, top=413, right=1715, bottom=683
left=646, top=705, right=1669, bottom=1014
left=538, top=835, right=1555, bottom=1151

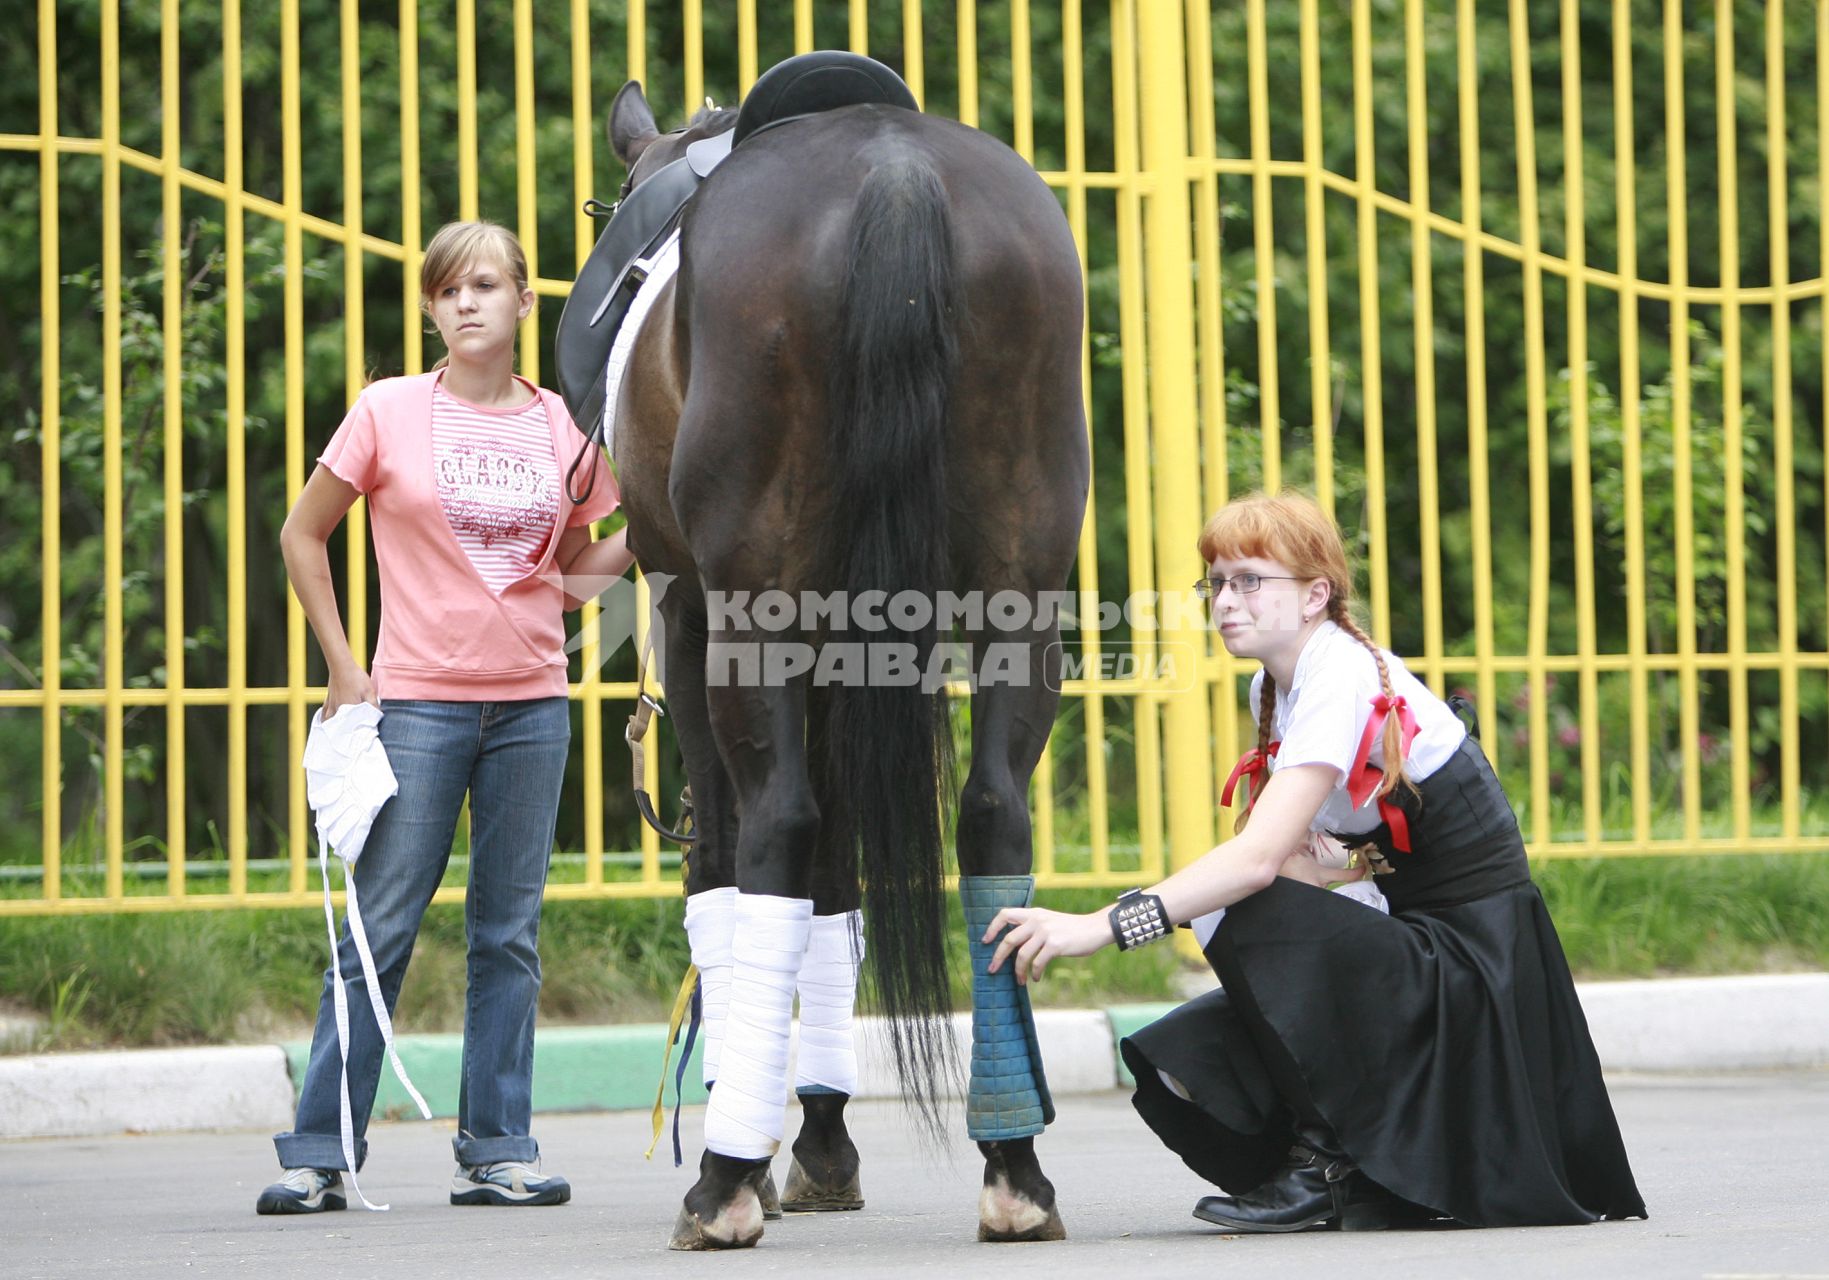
left=432, top=383, right=560, bottom=594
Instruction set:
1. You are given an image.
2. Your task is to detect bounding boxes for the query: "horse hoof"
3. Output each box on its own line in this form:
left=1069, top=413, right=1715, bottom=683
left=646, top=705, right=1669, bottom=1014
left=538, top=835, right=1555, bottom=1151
left=759, top=1169, right=783, bottom=1220
left=977, top=1183, right=1066, bottom=1242
left=781, top=1156, right=865, bottom=1212
left=977, top=1208, right=1066, bottom=1243
left=668, top=1204, right=764, bottom=1251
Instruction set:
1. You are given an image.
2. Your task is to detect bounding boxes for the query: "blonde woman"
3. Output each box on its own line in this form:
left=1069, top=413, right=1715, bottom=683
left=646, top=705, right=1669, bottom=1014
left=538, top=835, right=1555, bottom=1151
left=985, top=491, right=1644, bottom=1233
left=261, top=222, right=630, bottom=1213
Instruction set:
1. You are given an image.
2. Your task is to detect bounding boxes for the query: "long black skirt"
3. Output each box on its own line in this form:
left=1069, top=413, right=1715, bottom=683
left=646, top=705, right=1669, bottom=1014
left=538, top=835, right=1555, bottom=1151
left=1122, top=750, right=1646, bottom=1227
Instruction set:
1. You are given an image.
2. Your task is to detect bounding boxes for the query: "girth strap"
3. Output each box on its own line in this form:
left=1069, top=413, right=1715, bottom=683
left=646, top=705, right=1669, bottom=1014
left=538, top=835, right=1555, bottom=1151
left=626, top=634, right=696, bottom=846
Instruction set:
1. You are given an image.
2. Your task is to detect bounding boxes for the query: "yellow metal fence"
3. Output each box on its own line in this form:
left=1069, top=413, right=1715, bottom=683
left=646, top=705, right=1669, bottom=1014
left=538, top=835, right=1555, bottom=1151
left=3, top=0, right=1825, bottom=917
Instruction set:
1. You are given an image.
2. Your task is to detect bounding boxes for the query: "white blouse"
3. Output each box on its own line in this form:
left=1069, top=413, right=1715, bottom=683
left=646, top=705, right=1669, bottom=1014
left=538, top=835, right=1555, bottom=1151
left=1249, top=620, right=1467, bottom=836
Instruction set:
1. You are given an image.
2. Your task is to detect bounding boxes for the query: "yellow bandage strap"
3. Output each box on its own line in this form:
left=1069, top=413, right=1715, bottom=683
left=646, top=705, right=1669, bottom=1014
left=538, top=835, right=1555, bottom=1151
left=644, top=961, right=701, bottom=1160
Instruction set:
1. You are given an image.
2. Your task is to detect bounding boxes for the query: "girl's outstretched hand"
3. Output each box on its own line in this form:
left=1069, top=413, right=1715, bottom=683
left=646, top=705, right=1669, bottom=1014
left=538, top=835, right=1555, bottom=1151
left=983, top=906, right=1112, bottom=984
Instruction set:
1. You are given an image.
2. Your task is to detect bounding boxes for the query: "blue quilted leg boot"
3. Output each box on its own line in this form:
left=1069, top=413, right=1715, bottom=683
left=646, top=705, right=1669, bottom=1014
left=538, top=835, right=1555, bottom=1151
left=959, top=875, right=1056, bottom=1141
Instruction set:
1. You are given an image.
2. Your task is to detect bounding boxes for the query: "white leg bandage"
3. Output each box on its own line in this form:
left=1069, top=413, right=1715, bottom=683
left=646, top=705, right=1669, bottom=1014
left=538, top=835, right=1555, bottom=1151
left=684, top=887, right=737, bottom=1088
left=702, top=893, right=814, bottom=1160
left=794, top=910, right=864, bottom=1096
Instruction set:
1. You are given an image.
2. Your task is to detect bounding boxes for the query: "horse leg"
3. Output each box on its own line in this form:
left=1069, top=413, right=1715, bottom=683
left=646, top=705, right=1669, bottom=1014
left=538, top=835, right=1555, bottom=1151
left=783, top=744, right=865, bottom=1211
left=957, top=628, right=1067, bottom=1243
left=653, top=594, right=788, bottom=1220
left=670, top=670, right=819, bottom=1250
left=783, top=1092, right=862, bottom=1211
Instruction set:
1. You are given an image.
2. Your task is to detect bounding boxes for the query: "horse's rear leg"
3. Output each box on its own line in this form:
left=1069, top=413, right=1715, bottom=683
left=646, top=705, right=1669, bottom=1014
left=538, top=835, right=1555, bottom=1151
left=957, top=632, right=1067, bottom=1243
left=782, top=811, right=864, bottom=1211
left=671, top=675, right=819, bottom=1250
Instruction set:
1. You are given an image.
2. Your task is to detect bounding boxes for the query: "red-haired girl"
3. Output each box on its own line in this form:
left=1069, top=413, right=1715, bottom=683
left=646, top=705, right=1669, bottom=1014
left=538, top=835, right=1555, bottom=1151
left=985, top=491, right=1644, bottom=1232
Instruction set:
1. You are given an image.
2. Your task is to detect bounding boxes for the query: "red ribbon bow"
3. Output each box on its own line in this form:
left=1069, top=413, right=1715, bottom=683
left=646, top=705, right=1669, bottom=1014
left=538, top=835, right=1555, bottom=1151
left=1378, top=797, right=1413, bottom=854
left=1346, top=694, right=1420, bottom=853
left=1221, top=742, right=1280, bottom=811
left=1346, top=695, right=1419, bottom=807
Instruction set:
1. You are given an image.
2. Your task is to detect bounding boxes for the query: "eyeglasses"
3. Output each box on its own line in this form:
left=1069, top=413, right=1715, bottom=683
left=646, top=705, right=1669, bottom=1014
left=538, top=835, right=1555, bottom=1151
left=1192, top=573, right=1306, bottom=600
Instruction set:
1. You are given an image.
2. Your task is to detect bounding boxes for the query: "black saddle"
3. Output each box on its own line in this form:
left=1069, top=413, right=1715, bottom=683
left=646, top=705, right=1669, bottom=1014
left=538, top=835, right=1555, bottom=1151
left=555, top=50, right=918, bottom=497
left=733, top=48, right=919, bottom=146
left=554, top=132, right=727, bottom=469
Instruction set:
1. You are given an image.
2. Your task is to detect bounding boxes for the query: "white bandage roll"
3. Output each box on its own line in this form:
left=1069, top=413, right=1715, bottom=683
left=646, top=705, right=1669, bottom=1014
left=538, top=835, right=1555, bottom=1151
left=794, top=910, right=864, bottom=1096
left=684, top=886, right=738, bottom=1087
left=702, top=893, right=814, bottom=1160
left=1332, top=879, right=1390, bottom=913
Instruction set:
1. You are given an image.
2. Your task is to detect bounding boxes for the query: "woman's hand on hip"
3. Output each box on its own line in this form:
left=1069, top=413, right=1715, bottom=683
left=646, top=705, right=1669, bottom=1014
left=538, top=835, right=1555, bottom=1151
left=1277, top=832, right=1369, bottom=889
left=324, top=664, right=379, bottom=720
left=983, top=907, right=1111, bottom=984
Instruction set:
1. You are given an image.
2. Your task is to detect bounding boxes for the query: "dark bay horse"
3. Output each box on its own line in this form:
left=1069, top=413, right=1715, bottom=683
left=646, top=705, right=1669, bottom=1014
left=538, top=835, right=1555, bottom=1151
left=606, top=72, right=1088, bottom=1249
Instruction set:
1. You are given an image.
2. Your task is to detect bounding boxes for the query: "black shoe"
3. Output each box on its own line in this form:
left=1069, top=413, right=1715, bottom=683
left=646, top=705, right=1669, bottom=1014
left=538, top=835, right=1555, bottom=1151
left=1332, top=1176, right=1440, bottom=1231
left=1193, top=1134, right=1431, bottom=1234
left=1193, top=1144, right=1337, bottom=1233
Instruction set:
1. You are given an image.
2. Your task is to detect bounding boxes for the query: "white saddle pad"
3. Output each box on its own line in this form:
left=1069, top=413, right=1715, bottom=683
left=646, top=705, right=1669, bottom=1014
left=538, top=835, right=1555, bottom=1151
left=602, top=228, right=683, bottom=458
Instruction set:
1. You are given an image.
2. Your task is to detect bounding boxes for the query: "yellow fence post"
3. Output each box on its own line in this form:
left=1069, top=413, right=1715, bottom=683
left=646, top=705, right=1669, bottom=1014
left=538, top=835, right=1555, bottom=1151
left=163, top=0, right=188, bottom=899
left=1613, top=0, right=1652, bottom=847
left=225, top=0, right=249, bottom=898
left=1137, top=0, right=1213, bottom=956
left=1456, top=0, right=1500, bottom=775
left=37, top=0, right=62, bottom=903
left=102, top=0, right=124, bottom=901
left=1716, top=0, right=1752, bottom=844
left=284, top=0, right=307, bottom=897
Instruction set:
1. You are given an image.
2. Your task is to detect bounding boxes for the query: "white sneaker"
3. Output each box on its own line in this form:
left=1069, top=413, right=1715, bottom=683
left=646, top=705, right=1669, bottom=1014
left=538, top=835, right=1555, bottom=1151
left=450, top=1160, right=571, bottom=1206
left=256, top=1167, right=346, bottom=1215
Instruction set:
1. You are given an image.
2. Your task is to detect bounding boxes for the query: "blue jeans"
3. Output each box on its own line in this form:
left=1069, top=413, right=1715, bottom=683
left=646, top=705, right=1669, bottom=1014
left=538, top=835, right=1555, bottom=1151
left=274, top=697, right=570, bottom=1171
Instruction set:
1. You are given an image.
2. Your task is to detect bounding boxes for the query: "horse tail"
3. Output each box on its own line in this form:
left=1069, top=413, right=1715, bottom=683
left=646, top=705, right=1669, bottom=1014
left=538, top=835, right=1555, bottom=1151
left=820, top=151, right=959, bottom=1132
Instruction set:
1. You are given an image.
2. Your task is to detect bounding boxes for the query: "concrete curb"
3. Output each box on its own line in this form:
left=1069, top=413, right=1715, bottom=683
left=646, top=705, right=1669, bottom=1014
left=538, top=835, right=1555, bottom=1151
left=0, top=1045, right=297, bottom=1138
left=4, top=974, right=1825, bottom=1139
left=1578, top=972, right=1829, bottom=1071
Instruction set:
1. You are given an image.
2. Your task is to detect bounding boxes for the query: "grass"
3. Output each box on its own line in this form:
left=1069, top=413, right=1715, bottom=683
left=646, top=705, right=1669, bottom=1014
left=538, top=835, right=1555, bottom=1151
left=1532, top=854, right=1829, bottom=977
left=1, top=856, right=1823, bottom=1053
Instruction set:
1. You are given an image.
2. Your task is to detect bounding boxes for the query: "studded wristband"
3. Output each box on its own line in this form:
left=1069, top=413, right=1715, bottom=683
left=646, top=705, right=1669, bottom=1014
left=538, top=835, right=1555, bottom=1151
left=1109, top=888, right=1171, bottom=951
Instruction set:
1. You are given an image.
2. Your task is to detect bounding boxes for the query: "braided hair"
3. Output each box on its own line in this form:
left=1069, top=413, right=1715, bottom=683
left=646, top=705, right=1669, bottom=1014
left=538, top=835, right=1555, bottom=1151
left=1330, top=606, right=1417, bottom=802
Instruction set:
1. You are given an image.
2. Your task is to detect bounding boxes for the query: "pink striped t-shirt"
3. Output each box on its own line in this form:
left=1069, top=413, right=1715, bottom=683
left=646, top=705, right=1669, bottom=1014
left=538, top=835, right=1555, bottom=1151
left=431, top=380, right=561, bottom=594
left=317, top=372, right=618, bottom=701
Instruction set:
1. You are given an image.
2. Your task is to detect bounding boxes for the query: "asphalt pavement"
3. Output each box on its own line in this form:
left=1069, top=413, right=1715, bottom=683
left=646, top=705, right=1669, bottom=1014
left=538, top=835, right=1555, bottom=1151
left=6, top=1073, right=1827, bottom=1280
